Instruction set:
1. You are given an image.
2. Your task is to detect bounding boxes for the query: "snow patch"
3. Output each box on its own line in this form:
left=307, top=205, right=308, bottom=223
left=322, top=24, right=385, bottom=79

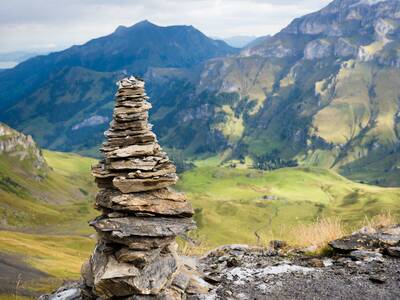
left=225, top=264, right=315, bottom=286
left=354, top=0, right=386, bottom=6
left=72, top=115, right=109, bottom=131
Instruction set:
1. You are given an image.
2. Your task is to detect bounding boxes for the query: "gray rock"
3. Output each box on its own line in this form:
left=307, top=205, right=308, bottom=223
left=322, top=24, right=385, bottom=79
left=98, top=233, right=175, bottom=250
left=91, top=246, right=178, bottom=298
left=38, top=282, right=86, bottom=300
left=113, top=174, right=178, bottom=193
left=95, top=188, right=193, bottom=217
left=104, top=143, right=160, bottom=158
left=386, top=246, right=400, bottom=257
left=304, top=39, right=333, bottom=60
left=350, top=250, right=383, bottom=262
left=90, top=216, right=196, bottom=238
left=329, top=225, right=400, bottom=252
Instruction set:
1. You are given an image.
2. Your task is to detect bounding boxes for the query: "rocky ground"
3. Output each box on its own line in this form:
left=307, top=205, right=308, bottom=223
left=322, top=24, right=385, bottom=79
left=197, top=225, right=400, bottom=300
left=199, top=246, right=400, bottom=299
left=42, top=225, right=400, bottom=300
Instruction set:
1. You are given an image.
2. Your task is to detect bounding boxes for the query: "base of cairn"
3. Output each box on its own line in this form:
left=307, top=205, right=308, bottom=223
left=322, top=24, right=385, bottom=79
left=39, top=253, right=212, bottom=300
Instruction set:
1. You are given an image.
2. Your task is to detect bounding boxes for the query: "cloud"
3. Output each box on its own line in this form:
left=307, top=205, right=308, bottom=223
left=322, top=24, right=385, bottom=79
left=0, top=0, right=332, bottom=53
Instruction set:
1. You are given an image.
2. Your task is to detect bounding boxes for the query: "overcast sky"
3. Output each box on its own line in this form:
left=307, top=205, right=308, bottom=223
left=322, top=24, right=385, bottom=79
left=0, top=0, right=332, bottom=53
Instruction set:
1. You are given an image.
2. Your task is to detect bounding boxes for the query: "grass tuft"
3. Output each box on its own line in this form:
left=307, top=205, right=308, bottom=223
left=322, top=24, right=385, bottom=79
left=363, top=210, right=398, bottom=229
left=289, top=217, right=345, bottom=249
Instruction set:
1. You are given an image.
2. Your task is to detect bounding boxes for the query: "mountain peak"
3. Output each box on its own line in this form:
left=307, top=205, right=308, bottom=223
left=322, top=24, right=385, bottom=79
left=133, top=19, right=157, bottom=28
left=114, top=20, right=157, bottom=34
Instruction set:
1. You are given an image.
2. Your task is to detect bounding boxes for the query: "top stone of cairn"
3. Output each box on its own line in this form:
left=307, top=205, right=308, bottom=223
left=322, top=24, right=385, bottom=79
left=92, top=76, right=178, bottom=193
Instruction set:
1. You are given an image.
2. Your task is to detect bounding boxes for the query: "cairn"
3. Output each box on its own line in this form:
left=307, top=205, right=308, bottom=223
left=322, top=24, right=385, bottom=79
left=81, top=76, right=196, bottom=299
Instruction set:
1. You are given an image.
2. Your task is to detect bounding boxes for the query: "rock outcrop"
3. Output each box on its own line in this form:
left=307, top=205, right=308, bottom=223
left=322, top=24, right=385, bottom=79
left=80, top=76, right=196, bottom=299
left=0, top=122, right=47, bottom=177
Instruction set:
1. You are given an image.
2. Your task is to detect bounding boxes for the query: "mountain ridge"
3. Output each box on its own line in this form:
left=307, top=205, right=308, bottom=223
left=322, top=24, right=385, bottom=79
left=1, top=1, right=400, bottom=185
left=0, top=20, right=237, bottom=110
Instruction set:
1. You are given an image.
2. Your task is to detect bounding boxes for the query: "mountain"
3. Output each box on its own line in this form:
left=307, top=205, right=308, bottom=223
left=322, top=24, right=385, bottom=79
left=145, top=0, right=400, bottom=186
left=0, top=20, right=237, bottom=155
left=192, top=0, right=400, bottom=186
left=1, top=1, right=400, bottom=186
left=221, top=35, right=258, bottom=48
left=0, top=20, right=236, bottom=111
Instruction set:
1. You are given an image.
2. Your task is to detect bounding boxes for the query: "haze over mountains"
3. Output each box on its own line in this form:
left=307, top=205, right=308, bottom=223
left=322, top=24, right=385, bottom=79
left=220, top=36, right=258, bottom=48
left=1, top=0, right=400, bottom=186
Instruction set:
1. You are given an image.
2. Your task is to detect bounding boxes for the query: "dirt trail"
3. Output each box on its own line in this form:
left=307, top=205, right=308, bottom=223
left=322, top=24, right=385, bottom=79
left=0, top=252, right=50, bottom=297
left=254, top=204, right=279, bottom=244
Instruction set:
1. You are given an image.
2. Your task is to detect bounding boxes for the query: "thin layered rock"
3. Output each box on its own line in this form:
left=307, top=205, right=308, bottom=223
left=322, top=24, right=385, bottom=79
left=82, top=76, right=196, bottom=299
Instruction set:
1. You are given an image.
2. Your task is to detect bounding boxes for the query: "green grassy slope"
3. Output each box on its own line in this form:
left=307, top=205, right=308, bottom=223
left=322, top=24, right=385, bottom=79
left=176, top=158, right=400, bottom=247
left=0, top=150, right=97, bottom=298
left=0, top=150, right=97, bottom=232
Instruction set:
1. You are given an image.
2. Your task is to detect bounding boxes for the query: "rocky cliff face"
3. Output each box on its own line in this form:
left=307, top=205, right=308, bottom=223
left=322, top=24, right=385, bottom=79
left=0, top=122, right=47, bottom=177
left=195, top=0, right=400, bottom=186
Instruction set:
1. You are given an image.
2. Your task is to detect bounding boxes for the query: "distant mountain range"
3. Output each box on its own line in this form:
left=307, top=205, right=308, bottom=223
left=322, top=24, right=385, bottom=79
left=0, top=51, right=43, bottom=69
left=220, top=36, right=258, bottom=48
left=1, top=0, right=400, bottom=186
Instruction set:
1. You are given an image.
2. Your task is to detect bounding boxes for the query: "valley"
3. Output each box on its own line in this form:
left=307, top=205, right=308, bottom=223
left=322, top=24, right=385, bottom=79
left=0, top=147, right=398, bottom=298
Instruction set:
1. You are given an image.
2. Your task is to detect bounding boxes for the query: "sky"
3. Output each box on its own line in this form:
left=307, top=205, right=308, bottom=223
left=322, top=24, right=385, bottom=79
left=0, top=0, right=332, bottom=54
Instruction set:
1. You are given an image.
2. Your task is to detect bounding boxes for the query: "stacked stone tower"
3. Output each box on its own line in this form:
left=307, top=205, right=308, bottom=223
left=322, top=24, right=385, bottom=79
left=81, top=76, right=196, bottom=299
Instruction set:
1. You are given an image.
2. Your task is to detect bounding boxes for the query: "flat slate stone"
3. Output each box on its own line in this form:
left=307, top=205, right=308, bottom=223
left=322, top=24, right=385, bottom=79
left=105, top=128, right=152, bottom=138
left=113, top=174, right=177, bottom=193
left=329, top=225, right=400, bottom=252
left=95, top=188, right=193, bottom=217
left=114, top=114, right=148, bottom=124
left=90, top=216, right=196, bottom=238
left=110, top=120, right=149, bottom=131
left=116, top=100, right=151, bottom=109
left=127, top=164, right=176, bottom=179
left=105, top=144, right=160, bottom=158
left=103, top=132, right=156, bottom=148
left=115, top=247, right=163, bottom=268
left=98, top=233, right=175, bottom=250
left=114, top=103, right=152, bottom=115
left=109, top=158, right=159, bottom=171
left=92, top=166, right=122, bottom=179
